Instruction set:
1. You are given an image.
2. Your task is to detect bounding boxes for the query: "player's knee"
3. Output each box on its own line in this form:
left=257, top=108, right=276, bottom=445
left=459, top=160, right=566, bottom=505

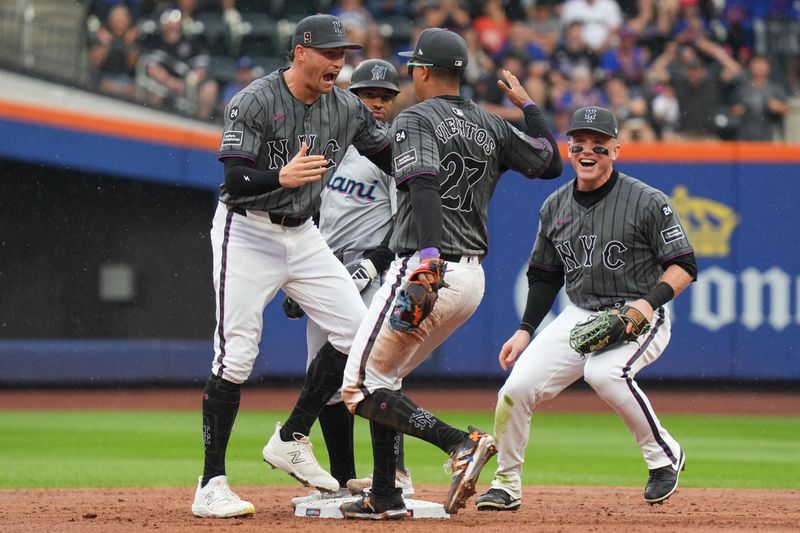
left=498, top=380, right=536, bottom=410
left=583, top=363, right=619, bottom=392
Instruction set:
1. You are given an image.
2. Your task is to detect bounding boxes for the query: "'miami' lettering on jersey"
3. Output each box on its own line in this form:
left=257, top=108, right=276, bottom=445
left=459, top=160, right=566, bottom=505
left=556, top=236, right=628, bottom=272
left=326, top=177, right=379, bottom=201
left=434, top=116, right=496, bottom=155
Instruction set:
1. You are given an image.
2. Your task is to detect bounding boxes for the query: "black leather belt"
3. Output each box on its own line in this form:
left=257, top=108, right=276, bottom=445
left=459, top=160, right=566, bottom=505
left=399, top=252, right=483, bottom=264
left=230, top=207, right=308, bottom=227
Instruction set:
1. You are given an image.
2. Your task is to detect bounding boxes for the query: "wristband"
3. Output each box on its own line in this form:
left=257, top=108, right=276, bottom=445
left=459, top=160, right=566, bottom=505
left=643, top=281, right=674, bottom=310
left=420, top=246, right=440, bottom=260
left=522, top=99, right=536, bottom=109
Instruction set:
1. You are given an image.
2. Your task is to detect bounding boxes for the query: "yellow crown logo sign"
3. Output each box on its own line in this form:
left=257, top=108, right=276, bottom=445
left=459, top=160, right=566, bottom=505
left=670, top=186, right=739, bottom=257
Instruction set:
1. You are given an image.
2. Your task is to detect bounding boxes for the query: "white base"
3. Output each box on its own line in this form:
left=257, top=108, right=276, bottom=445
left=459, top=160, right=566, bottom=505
left=295, top=496, right=450, bottom=519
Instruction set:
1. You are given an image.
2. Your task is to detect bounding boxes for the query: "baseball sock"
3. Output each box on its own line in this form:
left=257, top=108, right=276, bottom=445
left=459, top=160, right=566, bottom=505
left=280, top=342, right=347, bottom=441
left=355, top=388, right=468, bottom=455
left=318, top=401, right=356, bottom=487
left=396, top=389, right=407, bottom=473
left=369, top=419, right=399, bottom=498
left=201, top=374, right=241, bottom=487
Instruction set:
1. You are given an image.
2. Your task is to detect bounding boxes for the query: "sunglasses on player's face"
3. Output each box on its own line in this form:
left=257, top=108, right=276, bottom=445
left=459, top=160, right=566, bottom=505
left=407, top=61, right=434, bottom=77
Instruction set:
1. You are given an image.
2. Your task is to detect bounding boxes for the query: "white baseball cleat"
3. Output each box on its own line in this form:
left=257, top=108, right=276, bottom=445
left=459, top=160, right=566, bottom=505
left=191, top=475, right=255, bottom=518
left=291, top=487, right=353, bottom=509
left=262, top=422, right=339, bottom=493
left=346, top=468, right=415, bottom=497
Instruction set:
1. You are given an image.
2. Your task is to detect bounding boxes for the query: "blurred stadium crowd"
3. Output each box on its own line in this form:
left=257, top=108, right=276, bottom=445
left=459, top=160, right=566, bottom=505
left=83, top=0, right=799, bottom=141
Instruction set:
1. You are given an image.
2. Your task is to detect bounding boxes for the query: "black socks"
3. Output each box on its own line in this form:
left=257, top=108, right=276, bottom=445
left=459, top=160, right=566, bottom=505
left=355, top=388, right=467, bottom=455
left=201, top=374, right=242, bottom=487
left=319, top=401, right=356, bottom=487
left=280, top=342, right=348, bottom=440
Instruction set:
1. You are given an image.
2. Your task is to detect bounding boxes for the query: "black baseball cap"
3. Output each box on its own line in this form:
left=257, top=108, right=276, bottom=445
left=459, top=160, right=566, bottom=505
left=291, top=14, right=362, bottom=50
left=567, top=106, right=619, bottom=138
left=349, top=59, right=400, bottom=93
left=398, top=28, right=468, bottom=70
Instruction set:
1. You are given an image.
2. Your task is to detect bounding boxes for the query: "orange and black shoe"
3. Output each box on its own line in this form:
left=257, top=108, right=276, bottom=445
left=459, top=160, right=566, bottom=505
left=443, top=426, right=497, bottom=514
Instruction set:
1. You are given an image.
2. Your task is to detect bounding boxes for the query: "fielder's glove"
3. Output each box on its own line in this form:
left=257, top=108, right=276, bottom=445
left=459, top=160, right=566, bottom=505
left=389, top=258, right=448, bottom=332
left=568, top=304, right=651, bottom=355
left=345, top=259, right=379, bottom=294
left=282, top=295, right=305, bottom=320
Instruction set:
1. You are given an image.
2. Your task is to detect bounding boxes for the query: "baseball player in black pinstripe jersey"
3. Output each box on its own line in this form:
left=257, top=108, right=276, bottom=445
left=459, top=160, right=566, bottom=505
left=337, top=28, right=563, bottom=519
left=476, top=106, right=698, bottom=512
left=192, top=14, right=395, bottom=519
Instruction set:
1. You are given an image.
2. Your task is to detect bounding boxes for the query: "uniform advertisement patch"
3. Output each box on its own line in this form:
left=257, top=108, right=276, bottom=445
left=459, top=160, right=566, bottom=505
left=222, top=131, right=243, bottom=146
left=394, top=148, right=417, bottom=171
left=661, top=225, right=685, bottom=244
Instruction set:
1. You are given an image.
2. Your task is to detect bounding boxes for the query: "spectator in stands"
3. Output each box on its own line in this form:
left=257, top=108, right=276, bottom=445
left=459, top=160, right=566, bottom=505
left=522, top=0, right=561, bottom=56
left=494, top=22, right=546, bottom=65
left=332, top=0, right=375, bottom=31
left=474, top=53, right=527, bottom=127
left=650, top=82, right=680, bottom=140
left=411, top=0, right=471, bottom=33
left=138, top=7, right=219, bottom=120
left=605, top=76, right=655, bottom=141
left=461, top=27, right=496, bottom=87
left=88, top=0, right=143, bottom=23
left=600, top=25, right=650, bottom=91
left=560, top=0, right=623, bottom=53
left=473, top=0, right=512, bottom=56
left=219, top=55, right=259, bottom=109
left=88, top=4, right=141, bottom=100
left=729, top=55, right=790, bottom=141
left=650, top=37, right=740, bottom=140
left=551, top=21, right=599, bottom=81
left=554, top=64, right=608, bottom=116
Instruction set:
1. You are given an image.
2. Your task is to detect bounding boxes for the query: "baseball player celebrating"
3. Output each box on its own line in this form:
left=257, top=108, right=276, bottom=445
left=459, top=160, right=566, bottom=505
left=338, top=28, right=563, bottom=519
left=476, top=106, right=697, bottom=512
left=191, top=14, right=394, bottom=519
left=282, top=59, right=415, bottom=507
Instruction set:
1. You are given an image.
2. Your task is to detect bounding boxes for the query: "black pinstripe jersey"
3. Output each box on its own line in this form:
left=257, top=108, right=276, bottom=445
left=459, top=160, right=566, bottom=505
left=530, top=172, right=694, bottom=309
left=217, top=68, right=389, bottom=216
left=389, top=95, right=554, bottom=256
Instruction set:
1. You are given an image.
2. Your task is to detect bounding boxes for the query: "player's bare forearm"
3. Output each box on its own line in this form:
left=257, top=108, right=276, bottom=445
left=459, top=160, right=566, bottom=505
left=660, top=263, right=693, bottom=298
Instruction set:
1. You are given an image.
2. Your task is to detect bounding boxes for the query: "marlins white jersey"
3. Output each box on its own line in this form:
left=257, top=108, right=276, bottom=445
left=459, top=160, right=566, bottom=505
left=319, top=145, right=396, bottom=260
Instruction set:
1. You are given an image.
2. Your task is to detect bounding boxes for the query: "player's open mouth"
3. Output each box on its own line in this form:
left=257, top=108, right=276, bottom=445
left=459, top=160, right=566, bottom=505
left=579, top=159, right=597, bottom=167
left=323, top=73, right=337, bottom=83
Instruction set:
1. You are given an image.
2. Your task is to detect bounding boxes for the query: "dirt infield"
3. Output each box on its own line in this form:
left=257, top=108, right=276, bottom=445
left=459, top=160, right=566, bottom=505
left=2, top=387, right=799, bottom=531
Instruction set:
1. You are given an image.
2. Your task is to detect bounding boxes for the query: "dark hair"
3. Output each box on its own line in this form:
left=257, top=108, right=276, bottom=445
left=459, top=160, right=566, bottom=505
left=429, top=65, right=463, bottom=83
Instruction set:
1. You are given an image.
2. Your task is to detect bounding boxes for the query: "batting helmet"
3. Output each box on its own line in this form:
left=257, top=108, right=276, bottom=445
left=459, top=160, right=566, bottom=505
left=348, top=59, right=400, bottom=94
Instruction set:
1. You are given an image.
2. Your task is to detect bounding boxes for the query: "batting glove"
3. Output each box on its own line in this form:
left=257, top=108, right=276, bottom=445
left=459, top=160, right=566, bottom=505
left=282, top=295, right=305, bottom=320
left=346, top=259, right=379, bottom=294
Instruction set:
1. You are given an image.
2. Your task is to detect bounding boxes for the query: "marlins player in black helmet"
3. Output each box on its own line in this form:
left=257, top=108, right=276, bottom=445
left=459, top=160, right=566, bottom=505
left=339, top=28, right=563, bottom=519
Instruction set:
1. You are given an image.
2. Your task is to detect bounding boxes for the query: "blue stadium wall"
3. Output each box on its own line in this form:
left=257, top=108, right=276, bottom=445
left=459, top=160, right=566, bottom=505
left=1, top=108, right=799, bottom=385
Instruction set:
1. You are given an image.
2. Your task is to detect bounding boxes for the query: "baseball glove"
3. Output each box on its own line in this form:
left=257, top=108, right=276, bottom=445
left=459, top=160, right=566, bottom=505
left=389, top=258, right=448, bottom=332
left=282, top=295, right=305, bottom=320
left=568, top=304, right=651, bottom=355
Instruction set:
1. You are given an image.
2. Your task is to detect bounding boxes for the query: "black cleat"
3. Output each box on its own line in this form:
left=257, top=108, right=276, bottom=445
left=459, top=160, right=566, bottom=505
left=476, top=488, right=521, bottom=511
left=644, top=452, right=686, bottom=504
left=340, top=487, right=407, bottom=520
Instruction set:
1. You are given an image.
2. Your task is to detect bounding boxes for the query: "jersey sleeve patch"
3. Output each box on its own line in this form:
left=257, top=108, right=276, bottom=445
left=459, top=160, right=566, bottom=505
left=222, top=131, right=244, bottom=146
left=394, top=148, right=417, bottom=172
left=661, top=225, right=685, bottom=244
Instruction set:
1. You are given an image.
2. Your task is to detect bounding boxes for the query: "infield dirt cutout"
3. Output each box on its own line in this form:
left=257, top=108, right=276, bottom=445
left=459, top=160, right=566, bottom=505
left=1, top=387, right=798, bottom=532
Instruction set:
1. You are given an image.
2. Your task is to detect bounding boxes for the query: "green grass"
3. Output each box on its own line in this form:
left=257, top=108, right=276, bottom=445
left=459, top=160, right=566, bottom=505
left=0, top=410, right=797, bottom=489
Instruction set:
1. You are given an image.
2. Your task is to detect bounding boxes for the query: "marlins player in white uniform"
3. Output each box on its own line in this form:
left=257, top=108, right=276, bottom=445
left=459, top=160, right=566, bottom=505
left=476, top=107, right=697, bottom=512
left=282, top=59, right=415, bottom=507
